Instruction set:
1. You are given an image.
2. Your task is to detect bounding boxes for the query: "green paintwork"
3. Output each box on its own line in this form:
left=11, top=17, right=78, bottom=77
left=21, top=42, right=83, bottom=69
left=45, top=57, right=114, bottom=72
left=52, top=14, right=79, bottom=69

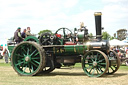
left=77, top=34, right=84, bottom=41
left=8, top=45, right=15, bottom=58
left=82, top=50, right=109, bottom=77
left=64, top=45, right=87, bottom=54
left=24, top=36, right=39, bottom=43
left=53, top=45, right=87, bottom=55
left=11, top=42, right=43, bottom=76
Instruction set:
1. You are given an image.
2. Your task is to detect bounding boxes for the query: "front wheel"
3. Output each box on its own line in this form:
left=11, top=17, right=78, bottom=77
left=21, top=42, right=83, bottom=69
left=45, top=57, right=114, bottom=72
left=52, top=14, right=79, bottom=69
left=82, top=50, right=109, bottom=77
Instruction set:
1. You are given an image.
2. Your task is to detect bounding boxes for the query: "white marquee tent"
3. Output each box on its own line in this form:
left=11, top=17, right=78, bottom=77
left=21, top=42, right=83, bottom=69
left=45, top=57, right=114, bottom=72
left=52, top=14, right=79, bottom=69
left=109, top=39, right=128, bottom=46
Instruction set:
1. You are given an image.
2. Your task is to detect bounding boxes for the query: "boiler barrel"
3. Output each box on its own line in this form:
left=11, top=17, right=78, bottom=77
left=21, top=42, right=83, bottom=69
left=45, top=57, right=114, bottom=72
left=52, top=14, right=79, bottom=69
left=53, top=45, right=88, bottom=55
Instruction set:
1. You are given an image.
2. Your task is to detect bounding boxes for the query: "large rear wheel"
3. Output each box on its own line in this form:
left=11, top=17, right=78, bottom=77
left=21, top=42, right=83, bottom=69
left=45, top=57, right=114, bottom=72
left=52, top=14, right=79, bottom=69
left=11, top=41, right=45, bottom=76
left=82, top=50, right=109, bottom=77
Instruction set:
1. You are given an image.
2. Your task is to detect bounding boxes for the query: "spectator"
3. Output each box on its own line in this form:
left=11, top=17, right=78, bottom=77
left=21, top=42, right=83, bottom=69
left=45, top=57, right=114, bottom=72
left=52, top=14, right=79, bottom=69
left=14, top=27, right=23, bottom=44
left=3, top=48, right=8, bottom=63
left=21, top=29, right=26, bottom=38
left=110, top=46, right=114, bottom=50
left=26, top=27, right=32, bottom=37
left=113, top=46, right=118, bottom=53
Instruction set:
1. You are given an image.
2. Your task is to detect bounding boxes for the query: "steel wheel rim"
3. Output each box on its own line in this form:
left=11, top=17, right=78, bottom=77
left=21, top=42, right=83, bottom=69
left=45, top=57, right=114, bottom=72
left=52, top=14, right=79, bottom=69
left=82, top=50, right=109, bottom=77
left=106, top=50, right=120, bottom=74
left=11, top=42, right=44, bottom=76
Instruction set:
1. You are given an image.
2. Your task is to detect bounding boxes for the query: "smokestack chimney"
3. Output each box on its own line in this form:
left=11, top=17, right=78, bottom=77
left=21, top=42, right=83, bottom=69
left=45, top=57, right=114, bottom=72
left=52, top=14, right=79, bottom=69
left=94, top=12, right=102, bottom=41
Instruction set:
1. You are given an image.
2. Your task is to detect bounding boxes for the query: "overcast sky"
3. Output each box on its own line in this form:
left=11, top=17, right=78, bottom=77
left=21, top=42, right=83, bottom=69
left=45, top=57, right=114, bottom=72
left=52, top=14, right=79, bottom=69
left=0, top=0, right=128, bottom=42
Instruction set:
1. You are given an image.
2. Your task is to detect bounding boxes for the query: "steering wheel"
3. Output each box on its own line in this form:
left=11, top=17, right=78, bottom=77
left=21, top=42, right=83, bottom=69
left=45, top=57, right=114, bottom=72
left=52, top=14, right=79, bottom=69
left=55, top=28, right=72, bottom=39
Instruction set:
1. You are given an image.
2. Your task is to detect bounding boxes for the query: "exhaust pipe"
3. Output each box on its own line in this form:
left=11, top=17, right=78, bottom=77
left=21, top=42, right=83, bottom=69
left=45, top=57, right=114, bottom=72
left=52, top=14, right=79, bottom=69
left=94, top=12, right=102, bottom=41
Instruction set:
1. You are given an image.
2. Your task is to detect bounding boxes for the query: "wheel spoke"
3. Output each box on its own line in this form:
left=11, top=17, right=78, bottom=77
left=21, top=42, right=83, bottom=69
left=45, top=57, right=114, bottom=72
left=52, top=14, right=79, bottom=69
left=32, top=60, right=40, bottom=65
left=21, top=46, right=27, bottom=54
left=92, top=68, right=95, bottom=75
left=88, top=59, right=92, bottom=62
left=31, top=61, right=38, bottom=67
left=97, top=59, right=105, bottom=63
left=96, top=68, right=99, bottom=74
left=31, top=57, right=40, bottom=60
left=95, top=53, right=99, bottom=61
left=84, top=66, right=92, bottom=70
left=30, top=50, right=37, bottom=57
left=98, top=67, right=103, bottom=73
left=27, top=48, right=29, bottom=56
left=33, top=52, right=39, bottom=57
left=99, top=63, right=106, bottom=65
left=16, top=61, right=24, bottom=66
left=90, top=56, right=94, bottom=62
left=110, top=66, right=114, bottom=71
left=21, top=63, right=25, bottom=69
left=23, top=65, right=27, bottom=73
left=88, top=63, right=93, bottom=65
left=98, top=54, right=102, bottom=60
left=31, top=65, right=34, bottom=72
left=89, top=68, right=93, bottom=73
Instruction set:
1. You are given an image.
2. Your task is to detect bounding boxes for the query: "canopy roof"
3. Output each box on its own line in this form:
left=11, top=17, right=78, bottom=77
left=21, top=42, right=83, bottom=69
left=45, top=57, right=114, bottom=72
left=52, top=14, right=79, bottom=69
left=109, top=39, right=128, bottom=46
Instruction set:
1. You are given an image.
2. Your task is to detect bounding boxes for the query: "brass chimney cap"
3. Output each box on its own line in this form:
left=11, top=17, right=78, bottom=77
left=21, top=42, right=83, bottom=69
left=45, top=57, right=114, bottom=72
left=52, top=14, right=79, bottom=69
left=94, top=12, right=102, bottom=16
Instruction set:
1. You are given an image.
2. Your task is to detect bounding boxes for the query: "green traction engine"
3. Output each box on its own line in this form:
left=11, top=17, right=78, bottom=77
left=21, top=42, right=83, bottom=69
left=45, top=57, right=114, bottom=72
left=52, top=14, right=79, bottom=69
left=10, top=12, right=120, bottom=77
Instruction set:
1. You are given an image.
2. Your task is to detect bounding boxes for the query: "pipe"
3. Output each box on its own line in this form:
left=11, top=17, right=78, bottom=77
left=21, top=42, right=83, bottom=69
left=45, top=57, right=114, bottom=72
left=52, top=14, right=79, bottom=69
left=94, top=12, right=102, bottom=41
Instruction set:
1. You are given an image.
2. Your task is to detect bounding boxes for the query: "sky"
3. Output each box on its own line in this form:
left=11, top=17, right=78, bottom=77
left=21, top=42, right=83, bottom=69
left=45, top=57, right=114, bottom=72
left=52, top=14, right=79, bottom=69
left=0, top=0, right=128, bottom=43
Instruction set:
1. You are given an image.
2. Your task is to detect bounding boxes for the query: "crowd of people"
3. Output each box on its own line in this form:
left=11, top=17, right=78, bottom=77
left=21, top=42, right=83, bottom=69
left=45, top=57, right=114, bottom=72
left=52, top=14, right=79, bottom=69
left=110, top=46, right=127, bottom=59
left=13, top=27, right=32, bottom=44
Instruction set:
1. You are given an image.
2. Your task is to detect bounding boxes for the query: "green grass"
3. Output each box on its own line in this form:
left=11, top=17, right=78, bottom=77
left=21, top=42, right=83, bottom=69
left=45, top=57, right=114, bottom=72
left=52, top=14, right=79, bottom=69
left=0, top=60, right=128, bottom=85
left=74, top=63, right=128, bottom=70
left=119, top=64, right=128, bottom=70
left=0, top=63, right=11, bottom=66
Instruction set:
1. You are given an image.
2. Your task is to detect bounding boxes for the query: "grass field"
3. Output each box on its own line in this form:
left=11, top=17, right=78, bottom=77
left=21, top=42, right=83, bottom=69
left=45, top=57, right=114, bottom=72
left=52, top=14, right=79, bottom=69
left=0, top=59, right=128, bottom=85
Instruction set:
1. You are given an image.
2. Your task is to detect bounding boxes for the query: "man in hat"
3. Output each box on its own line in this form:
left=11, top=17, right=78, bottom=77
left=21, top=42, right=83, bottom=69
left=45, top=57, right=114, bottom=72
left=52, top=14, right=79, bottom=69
left=14, top=27, right=23, bottom=44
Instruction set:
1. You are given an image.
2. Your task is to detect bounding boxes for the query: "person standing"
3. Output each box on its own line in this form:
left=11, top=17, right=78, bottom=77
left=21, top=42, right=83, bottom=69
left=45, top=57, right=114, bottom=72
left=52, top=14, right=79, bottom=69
left=21, top=29, right=26, bottom=38
left=14, top=27, right=23, bottom=44
left=3, top=48, right=8, bottom=63
left=26, top=27, right=32, bottom=37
